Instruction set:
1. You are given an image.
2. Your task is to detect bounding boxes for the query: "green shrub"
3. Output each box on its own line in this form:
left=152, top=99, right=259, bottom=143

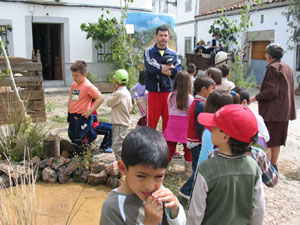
left=0, top=117, right=48, bottom=161
left=229, top=61, right=257, bottom=90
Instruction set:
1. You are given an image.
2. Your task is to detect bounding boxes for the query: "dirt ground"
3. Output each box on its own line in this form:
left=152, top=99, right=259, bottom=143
left=45, top=89, right=300, bottom=225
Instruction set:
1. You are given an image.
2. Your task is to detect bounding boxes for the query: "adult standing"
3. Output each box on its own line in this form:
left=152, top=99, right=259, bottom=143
left=144, top=25, right=182, bottom=132
left=250, top=43, right=296, bottom=170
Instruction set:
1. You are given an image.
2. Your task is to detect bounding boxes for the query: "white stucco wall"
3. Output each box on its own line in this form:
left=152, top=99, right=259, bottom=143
left=0, top=0, right=152, bottom=86
left=175, top=0, right=198, bottom=59
left=195, top=6, right=296, bottom=73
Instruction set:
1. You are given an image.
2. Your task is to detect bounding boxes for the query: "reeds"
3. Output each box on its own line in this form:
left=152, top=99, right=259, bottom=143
left=0, top=148, right=39, bottom=225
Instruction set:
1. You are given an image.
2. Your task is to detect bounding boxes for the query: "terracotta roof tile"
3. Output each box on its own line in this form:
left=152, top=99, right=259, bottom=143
left=198, top=0, right=287, bottom=17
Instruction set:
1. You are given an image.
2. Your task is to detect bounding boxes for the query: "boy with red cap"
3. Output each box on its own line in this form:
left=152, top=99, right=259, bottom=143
left=187, top=104, right=265, bottom=225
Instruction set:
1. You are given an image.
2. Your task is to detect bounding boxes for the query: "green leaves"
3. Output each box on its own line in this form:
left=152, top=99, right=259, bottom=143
left=282, top=0, right=300, bottom=48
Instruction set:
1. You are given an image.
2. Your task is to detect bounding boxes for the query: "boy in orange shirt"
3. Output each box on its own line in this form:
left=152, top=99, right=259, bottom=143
left=68, top=60, right=104, bottom=154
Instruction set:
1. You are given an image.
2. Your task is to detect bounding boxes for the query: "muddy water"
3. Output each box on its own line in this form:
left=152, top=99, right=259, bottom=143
left=34, top=183, right=110, bottom=225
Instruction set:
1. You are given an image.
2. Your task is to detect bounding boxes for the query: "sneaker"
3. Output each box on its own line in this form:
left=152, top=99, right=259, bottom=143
left=173, top=152, right=182, bottom=159
left=178, top=191, right=190, bottom=201
left=100, top=147, right=113, bottom=153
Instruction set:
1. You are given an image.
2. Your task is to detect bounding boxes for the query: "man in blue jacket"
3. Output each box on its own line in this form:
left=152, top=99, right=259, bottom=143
left=144, top=25, right=182, bottom=132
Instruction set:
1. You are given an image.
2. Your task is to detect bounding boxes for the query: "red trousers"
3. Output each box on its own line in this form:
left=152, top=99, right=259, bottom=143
left=167, top=141, right=192, bottom=162
left=147, top=91, right=170, bottom=132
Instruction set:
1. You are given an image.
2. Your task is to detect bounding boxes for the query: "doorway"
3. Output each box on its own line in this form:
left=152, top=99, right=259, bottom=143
left=248, top=41, right=270, bottom=84
left=32, top=23, right=62, bottom=80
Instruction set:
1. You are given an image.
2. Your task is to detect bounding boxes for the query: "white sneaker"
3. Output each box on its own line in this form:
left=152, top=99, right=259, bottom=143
left=178, top=191, right=190, bottom=201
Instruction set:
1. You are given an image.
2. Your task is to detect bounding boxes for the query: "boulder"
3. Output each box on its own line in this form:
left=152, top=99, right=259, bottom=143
left=50, top=156, right=66, bottom=170
left=105, top=161, right=119, bottom=177
left=72, top=168, right=90, bottom=183
left=106, top=176, right=120, bottom=189
left=64, top=157, right=79, bottom=176
left=57, top=166, right=70, bottom=184
left=39, top=158, right=49, bottom=169
left=88, top=171, right=107, bottom=186
left=0, top=173, right=11, bottom=189
left=90, top=156, right=106, bottom=173
left=43, top=135, right=60, bottom=158
left=42, top=167, right=57, bottom=183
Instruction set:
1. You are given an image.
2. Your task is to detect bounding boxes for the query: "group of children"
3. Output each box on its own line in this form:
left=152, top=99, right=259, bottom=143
left=67, top=60, right=278, bottom=225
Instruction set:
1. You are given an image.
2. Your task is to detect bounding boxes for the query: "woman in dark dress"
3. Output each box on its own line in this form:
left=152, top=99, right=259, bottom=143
left=250, top=43, right=296, bottom=170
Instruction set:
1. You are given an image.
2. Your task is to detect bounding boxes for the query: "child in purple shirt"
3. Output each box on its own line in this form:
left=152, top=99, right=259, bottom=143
left=131, top=70, right=148, bottom=126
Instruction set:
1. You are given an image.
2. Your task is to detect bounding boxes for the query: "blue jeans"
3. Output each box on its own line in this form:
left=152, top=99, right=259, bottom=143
left=94, top=122, right=112, bottom=149
left=180, top=144, right=201, bottom=196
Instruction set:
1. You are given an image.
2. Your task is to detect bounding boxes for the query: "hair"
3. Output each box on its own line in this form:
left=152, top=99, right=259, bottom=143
left=194, top=76, right=216, bottom=94
left=206, top=67, right=222, bottom=85
left=170, top=72, right=191, bottom=111
left=70, top=60, right=88, bottom=74
left=232, top=86, right=250, bottom=104
left=121, top=127, right=169, bottom=169
left=199, top=40, right=205, bottom=45
left=217, top=65, right=230, bottom=78
left=138, top=70, right=146, bottom=85
left=187, top=63, right=197, bottom=74
left=204, top=89, right=240, bottom=113
left=156, top=25, right=169, bottom=34
left=266, top=43, right=283, bottom=60
left=228, top=133, right=258, bottom=155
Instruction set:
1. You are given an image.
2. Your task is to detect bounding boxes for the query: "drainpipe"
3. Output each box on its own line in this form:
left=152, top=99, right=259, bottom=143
left=194, top=0, right=199, bottom=46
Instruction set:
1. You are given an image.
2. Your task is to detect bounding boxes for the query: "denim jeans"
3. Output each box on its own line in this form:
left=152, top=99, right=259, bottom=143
left=180, top=144, right=201, bottom=196
left=94, top=122, right=112, bottom=149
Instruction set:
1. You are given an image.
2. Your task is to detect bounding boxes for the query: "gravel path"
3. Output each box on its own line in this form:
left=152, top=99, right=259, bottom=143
left=45, top=90, right=300, bottom=224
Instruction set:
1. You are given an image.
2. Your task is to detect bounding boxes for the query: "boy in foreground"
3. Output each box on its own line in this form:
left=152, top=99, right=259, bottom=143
left=187, top=104, right=265, bottom=225
left=68, top=60, right=104, bottom=154
left=100, top=127, right=186, bottom=225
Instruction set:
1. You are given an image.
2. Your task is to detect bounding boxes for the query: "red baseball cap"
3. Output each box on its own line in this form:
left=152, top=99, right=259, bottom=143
left=197, top=104, right=258, bottom=143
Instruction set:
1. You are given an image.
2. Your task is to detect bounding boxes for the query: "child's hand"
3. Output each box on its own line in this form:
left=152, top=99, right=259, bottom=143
left=144, top=196, right=163, bottom=225
left=152, top=188, right=179, bottom=219
left=82, top=110, right=92, bottom=119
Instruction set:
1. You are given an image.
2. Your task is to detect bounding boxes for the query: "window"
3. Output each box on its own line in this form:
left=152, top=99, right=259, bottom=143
left=0, top=25, right=8, bottom=46
left=185, top=37, right=192, bottom=55
left=297, top=45, right=300, bottom=71
left=185, top=0, right=192, bottom=12
left=96, top=41, right=112, bottom=62
left=261, top=15, right=264, bottom=24
left=163, top=1, right=168, bottom=13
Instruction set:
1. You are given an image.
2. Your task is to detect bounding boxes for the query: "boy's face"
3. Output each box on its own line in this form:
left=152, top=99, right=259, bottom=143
left=72, top=71, right=86, bottom=84
left=211, top=127, right=228, bottom=146
left=201, top=85, right=215, bottom=98
left=120, top=163, right=166, bottom=201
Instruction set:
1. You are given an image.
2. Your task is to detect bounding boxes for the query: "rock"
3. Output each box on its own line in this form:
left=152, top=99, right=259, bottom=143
left=42, top=167, right=57, bottom=183
left=57, top=166, right=70, bottom=184
left=90, top=157, right=106, bottom=173
left=0, top=173, right=11, bottom=189
left=64, top=157, right=79, bottom=176
left=105, top=161, right=119, bottom=177
left=88, top=171, right=107, bottom=186
left=50, top=156, right=66, bottom=170
left=43, top=135, right=60, bottom=158
left=36, top=169, right=43, bottom=182
left=106, top=176, right=120, bottom=189
left=72, top=168, right=89, bottom=183
left=39, top=159, right=49, bottom=169
left=60, top=138, right=76, bottom=154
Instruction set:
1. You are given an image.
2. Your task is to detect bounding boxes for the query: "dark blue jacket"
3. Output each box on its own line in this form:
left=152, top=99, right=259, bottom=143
left=144, top=44, right=182, bottom=92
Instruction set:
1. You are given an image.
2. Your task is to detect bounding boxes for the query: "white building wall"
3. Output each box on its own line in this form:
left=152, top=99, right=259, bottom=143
left=0, top=0, right=152, bottom=86
left=175, top=0, right=198, bottom=59
left=196, top=6, right=296, bottom=77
